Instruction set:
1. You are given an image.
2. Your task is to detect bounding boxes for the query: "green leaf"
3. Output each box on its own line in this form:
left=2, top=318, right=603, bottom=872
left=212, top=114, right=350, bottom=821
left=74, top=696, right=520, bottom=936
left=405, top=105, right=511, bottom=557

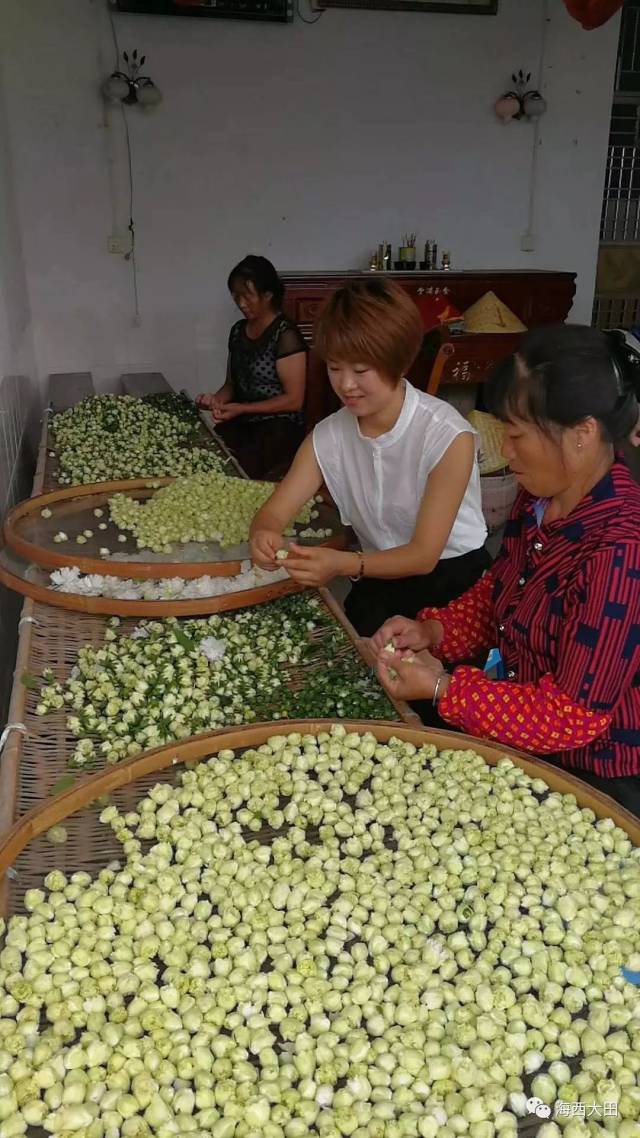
left=50, top=774, right=76, bottom=795
left=174, top=629, right=196, bottom=653
left=21, top=671, right=39, bottom=690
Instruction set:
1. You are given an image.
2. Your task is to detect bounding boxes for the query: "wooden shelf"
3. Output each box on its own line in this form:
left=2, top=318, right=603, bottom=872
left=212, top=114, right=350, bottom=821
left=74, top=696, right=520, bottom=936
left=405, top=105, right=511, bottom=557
left=280, top=269, right=576, bottom=430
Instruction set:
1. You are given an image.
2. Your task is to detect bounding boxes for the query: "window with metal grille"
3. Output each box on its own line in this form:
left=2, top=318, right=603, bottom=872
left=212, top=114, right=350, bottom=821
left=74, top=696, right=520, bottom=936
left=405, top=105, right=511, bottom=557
left=601, top=17, right=640, bottom=241
left=600, top=5, right=640, bottom=242
left=616, top=2, right=640, bottom=94
left=600, top=131, right=640, bottom=242
left=593, top=293, right=640, bottom=327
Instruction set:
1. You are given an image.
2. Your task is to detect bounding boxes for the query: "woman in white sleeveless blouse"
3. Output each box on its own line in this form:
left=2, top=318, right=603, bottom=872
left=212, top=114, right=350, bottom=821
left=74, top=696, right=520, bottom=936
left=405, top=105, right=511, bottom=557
left=250, top=280, right=489, bottom=641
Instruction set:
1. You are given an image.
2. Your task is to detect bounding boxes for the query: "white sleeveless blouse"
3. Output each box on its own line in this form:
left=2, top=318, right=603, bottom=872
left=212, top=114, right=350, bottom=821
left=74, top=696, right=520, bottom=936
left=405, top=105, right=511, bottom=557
left=312, top=380, right=487, bottom=558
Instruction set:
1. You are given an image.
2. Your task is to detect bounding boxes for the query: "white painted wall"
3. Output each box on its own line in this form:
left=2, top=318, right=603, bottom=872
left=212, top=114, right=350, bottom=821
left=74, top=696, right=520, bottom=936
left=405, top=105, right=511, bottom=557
left=1, top=0, right=619, bottom=394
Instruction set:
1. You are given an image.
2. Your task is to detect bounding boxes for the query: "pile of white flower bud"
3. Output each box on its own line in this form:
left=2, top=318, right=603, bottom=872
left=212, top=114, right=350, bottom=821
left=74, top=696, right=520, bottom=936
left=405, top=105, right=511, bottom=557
left=1, top=728, right=639, bottom=1138
left=108, top=474, right=329, bottom=554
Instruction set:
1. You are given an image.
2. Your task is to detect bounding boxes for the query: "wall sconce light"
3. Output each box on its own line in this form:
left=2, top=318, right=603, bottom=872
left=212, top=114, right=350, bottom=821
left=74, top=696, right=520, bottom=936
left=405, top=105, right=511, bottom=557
left=494, top=71, right=547, bottom=123
left=102, top=50, right=162, bottom=108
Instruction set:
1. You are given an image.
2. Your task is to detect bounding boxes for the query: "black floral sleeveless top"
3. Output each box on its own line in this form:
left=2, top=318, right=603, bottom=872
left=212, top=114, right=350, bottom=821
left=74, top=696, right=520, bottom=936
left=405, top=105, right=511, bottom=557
left=228, top=314, right=307, bottom=424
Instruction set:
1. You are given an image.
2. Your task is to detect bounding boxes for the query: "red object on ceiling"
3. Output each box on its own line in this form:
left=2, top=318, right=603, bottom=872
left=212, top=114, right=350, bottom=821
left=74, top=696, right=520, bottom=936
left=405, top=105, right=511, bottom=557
left=563, top=0, right=623, bottom=29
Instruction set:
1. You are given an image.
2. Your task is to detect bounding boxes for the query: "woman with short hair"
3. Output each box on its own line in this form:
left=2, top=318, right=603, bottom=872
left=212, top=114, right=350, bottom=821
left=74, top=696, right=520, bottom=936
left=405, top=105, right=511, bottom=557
left=250, top=278, right=489, bottom=638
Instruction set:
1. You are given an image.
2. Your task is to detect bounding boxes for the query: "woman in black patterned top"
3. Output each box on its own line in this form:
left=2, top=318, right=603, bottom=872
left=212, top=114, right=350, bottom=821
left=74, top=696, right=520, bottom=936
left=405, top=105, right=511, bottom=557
left=198, top=256, right=307, bottom=480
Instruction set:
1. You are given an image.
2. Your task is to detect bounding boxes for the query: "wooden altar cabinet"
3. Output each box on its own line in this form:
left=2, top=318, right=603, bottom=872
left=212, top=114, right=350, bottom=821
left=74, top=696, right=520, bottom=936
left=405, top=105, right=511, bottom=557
left=281, top=269, right=576, bottom=430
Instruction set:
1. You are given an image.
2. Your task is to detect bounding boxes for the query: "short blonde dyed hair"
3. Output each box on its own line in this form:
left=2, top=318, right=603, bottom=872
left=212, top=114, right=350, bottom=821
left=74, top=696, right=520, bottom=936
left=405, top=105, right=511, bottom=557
left=314, top=279, right=423, bottom=382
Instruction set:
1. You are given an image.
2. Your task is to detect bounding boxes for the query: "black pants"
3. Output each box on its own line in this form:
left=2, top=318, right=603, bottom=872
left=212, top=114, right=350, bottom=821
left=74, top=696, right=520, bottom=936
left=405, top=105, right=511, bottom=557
left=345, top=545, right=492, bottom=729
left=569, top=768, right=640, bottom=820
left=344, top=546, right=491, bottom=637
left=214, top=418, right=304, bottom=482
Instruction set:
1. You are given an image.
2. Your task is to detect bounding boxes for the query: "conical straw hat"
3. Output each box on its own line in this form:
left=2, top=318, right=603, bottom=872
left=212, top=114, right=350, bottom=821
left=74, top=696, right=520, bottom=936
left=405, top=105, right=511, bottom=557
left=464, top=291, right=527, bottom=334
left=468, top=410, right=509, bottom=474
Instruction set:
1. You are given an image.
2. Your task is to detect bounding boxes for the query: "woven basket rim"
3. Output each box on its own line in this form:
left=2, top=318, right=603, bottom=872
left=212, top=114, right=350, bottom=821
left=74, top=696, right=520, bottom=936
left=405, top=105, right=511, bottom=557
left=2, top=719, right=638, bottom=914
left=5, top=477, right=346, bottom=580
left=0, top=551, right=309, bottom=618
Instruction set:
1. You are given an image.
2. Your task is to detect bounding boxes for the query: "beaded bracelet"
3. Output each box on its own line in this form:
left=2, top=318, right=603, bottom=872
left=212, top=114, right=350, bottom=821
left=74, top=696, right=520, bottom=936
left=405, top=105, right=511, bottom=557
left=349, top=552, right=365, bottom=583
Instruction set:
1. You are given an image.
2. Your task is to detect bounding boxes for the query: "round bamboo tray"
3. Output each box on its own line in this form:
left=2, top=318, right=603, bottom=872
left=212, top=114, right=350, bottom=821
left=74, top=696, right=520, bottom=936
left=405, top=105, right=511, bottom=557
left=2, top=720, right=638, bottom=918
left=1, top=720, right=636, bottom=1138
left=4, top=478, right=346, bottom=580
left=0, top=590, right=416, bottom=854
left=43, top=394, right=243, bottom=488
left=0, top=545, right=306, bottom=618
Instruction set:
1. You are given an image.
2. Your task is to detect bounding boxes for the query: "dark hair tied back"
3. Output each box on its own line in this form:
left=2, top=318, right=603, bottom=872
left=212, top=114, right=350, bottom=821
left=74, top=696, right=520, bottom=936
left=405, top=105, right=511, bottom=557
left=227, top=255, right=284, bottom=308
left=602, top=329, right=640, bottom=441
left=485, top=323, right=640, bottom=443
left=605, top=328, right=640, bottom=397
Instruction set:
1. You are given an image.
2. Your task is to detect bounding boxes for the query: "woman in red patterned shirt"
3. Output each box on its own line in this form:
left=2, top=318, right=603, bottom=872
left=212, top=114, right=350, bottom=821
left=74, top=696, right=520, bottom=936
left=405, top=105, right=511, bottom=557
left=372, top=324, right=640, bottom=815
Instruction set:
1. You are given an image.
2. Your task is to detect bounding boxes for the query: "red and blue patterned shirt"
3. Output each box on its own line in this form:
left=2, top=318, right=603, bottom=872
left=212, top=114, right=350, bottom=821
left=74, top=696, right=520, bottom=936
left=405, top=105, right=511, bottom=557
left=420, top=460, right=640, bottom=777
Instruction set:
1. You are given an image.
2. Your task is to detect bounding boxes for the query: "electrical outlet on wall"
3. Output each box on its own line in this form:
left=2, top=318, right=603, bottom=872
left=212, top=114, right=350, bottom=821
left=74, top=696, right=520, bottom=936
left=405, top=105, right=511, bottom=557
left=108, top=234, right=132, bottom=256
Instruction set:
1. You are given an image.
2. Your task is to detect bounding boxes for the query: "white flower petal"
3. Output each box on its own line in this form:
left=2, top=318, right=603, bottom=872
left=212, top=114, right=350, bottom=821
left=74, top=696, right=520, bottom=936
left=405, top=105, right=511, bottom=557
left=199, top=637, right=227, bottom=663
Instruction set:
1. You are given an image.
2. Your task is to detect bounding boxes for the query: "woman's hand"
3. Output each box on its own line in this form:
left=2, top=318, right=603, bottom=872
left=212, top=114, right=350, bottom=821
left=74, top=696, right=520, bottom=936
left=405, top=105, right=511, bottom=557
left=213, top=402, right=244, bottom=423
left=284, top=543, right=344, bottom=588
left=197, top=391, right=230, bottom=416
left=250, top=529, right=284, bottom=570
left=375, top=649, right=448, bottom=703
left=629, top=409, right=640, bottom=448
left=370, top=615, right=443, bottom=656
